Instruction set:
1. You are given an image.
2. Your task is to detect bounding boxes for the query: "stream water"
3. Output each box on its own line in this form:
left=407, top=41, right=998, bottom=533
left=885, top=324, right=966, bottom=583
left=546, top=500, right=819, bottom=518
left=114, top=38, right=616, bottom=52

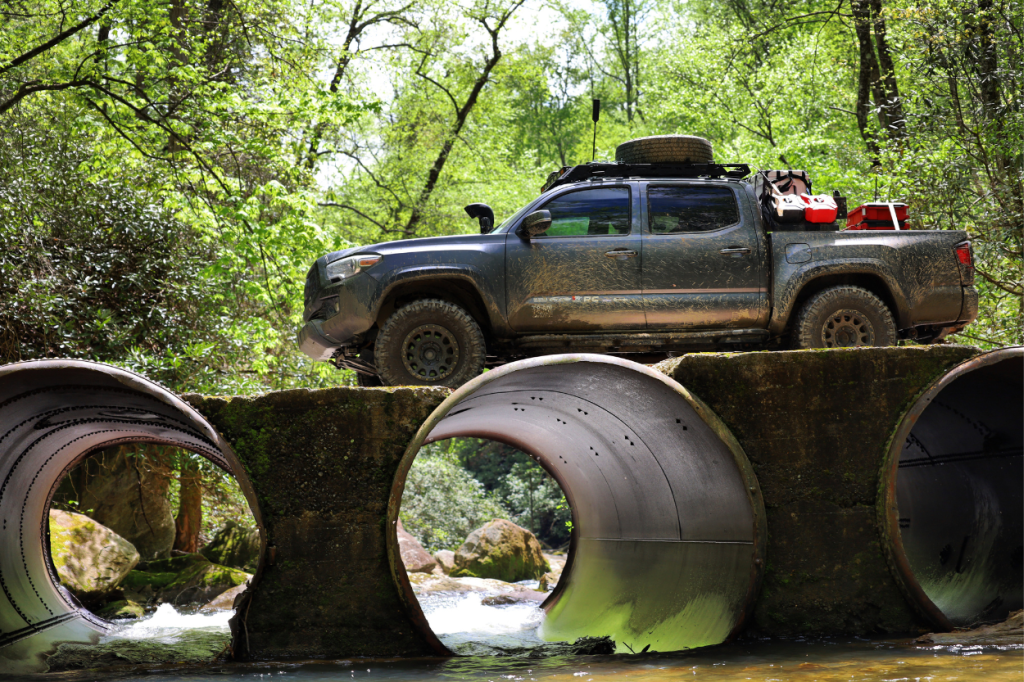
left=56, top=586, right=1022, bottom=681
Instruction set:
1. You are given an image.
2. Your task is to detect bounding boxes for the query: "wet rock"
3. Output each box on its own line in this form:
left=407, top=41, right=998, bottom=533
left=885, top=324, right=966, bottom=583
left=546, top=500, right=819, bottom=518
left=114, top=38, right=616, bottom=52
left=451, top=519, right=550, bottom=582
left=200, top=520, right=260, bottom=572
left=409, top=574, right=533, bottom=596
left=448, top=636, right=615, bottom=657
left=123, top=553, right=251, bottom=606
left=481, top=590, right=547, bottom=605
left=45, top=630, right=230, bottom=671
left=542, top=552, right=566, bottom=571
left=538, top=571, right=560, bottom=592
left=95, top=599, right=145, bottom=620
left=397, top=519, right=437, bottom=574
left=916, top=610, right=1023, bottom=645
left=200, top=582, right=249, bottom=612
left=434, top=549, right=456, bottom=574
left=48, top=509, right=140, bottom=605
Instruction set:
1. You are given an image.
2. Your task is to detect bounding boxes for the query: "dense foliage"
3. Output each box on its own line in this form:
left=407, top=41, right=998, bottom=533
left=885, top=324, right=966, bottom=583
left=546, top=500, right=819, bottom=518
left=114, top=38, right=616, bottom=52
left=2, top=0, right=1018, bottom=388
left=399, top=440, right=511, bottom=552
left=4, top=0, right=1020, bottom=542
left=401, top=438, right=572, bottom=551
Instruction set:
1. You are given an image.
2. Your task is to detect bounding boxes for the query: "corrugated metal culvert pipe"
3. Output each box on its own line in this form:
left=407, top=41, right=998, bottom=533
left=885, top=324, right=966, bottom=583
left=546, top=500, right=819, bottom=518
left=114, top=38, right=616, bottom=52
left=0, top=360, right=264, bottom=674
left=388, top=355, right=768, bottom=655
left=880, top=347, right=1023, bottom=629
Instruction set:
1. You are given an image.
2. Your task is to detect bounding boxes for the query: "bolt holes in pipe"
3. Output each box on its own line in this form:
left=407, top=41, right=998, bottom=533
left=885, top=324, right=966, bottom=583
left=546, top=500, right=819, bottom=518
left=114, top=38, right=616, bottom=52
left=0, top=361, right=264, bottom=674
left=389, top=355, right=766, bottom=657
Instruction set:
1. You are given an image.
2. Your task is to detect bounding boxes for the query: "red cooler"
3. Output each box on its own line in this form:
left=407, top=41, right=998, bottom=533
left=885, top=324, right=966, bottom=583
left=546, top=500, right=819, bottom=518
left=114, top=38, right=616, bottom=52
left=846, top=202, right=907, bottom=230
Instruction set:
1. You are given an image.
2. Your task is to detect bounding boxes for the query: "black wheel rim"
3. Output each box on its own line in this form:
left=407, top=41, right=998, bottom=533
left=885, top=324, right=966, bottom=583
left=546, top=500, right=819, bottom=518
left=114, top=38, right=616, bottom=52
left=822, top=309, right=876, bottom=347
left=402, top=324, right=460, bottom=381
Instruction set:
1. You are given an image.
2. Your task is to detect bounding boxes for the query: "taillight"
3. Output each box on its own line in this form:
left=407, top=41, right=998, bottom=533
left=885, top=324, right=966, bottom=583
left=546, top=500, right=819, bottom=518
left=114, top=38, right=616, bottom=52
left=955, top=242, right=973, bottom=268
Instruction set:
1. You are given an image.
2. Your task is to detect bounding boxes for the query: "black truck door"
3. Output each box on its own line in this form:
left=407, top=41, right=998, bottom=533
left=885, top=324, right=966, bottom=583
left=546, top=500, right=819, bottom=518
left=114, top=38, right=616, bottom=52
left=641, top=183, right=769, bottom=329
left=506, top=185, right=645, bottom=332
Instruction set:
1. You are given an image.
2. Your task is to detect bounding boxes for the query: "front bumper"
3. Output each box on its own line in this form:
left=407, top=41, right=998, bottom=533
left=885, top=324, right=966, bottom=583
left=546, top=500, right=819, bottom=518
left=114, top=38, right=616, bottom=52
left=298, top=273, right=381, bottom=361
left=297, top=320, right=339, bottom=361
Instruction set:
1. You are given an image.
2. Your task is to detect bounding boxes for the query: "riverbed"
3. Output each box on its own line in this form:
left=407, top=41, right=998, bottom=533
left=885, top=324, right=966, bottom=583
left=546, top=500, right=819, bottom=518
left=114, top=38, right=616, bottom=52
left=38, top=581, right=1023, bottom=680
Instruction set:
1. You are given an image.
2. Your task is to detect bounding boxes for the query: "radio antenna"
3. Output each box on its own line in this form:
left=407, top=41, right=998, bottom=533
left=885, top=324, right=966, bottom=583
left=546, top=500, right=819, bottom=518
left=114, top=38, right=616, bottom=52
left=591, top=99, right=601, bottom=162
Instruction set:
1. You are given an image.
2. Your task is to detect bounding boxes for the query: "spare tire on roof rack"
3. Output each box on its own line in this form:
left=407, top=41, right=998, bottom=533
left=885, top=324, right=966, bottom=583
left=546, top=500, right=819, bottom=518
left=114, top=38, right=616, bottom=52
left=615, top=135, right=714, bottom=164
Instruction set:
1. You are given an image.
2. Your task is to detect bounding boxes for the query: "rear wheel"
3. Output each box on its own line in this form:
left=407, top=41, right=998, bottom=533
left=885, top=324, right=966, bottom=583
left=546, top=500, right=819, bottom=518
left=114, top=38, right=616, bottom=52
left=792, top=285, right=897, bottom=349
left=374, top=299, right=486, bottom=387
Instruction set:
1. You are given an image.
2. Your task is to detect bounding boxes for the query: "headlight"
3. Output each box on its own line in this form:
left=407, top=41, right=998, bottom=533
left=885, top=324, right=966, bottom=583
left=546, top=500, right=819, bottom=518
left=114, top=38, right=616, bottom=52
left=325, top=254, right=381, bottom=282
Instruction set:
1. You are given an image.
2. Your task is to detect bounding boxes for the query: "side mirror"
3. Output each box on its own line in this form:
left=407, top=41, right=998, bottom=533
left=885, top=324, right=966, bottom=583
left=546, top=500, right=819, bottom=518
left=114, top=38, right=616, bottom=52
left=464, top=203, right=495, bottom=234
left=517, top=210, right=552, bottom=239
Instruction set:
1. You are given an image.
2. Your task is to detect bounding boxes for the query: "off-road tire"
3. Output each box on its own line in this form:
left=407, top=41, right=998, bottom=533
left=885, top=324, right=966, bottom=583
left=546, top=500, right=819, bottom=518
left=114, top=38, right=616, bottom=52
left=615, top=135, right=714, bottom=164
left=375, top=299, right=486, bottom=387
left=791, top=285, right=897, bottom=349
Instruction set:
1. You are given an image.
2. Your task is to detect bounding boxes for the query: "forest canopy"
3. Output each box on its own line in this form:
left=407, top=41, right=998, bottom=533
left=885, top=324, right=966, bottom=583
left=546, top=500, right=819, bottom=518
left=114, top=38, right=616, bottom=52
left=1, top=0, right=1020, bottom=395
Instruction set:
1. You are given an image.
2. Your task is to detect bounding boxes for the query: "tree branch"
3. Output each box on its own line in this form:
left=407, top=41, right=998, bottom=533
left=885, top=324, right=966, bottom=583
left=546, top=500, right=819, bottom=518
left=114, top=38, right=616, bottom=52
left=0, top=0, right=120, bottom=78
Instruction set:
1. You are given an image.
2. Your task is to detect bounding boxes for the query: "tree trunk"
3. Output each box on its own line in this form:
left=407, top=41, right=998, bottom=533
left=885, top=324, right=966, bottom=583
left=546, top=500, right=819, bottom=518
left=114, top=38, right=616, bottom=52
left=868, top=0, right=905, bottom=138
left=851, top=0, right=881, bottom=158
left=173, top=458, right=203, bottom=553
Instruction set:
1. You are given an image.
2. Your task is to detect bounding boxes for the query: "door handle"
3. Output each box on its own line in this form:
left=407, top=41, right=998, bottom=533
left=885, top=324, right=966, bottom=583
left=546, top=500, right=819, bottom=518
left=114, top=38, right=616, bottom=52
left=605, top=249, right=638, bottom=259
left=719, top=247, right=751, bottom=256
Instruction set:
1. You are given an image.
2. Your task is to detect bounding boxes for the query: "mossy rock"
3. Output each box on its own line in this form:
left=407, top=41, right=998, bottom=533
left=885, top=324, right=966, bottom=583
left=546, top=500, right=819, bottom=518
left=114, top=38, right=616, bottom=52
left=48, top=509, right=139, bottom=605
left=138, top=552, right=211, bottom=573
left=451, top=519, right=550, bottom=582
left=160, top=560, right=251, bottom=606
left=200, top=520, right=260, bottom=571
left=46, top=630, right=230, bottom=671
left=95, top=599, right=145, bottom=620
left=120, top=570, right=178, bottom=593
left=124, top=552, right=251, bottom=606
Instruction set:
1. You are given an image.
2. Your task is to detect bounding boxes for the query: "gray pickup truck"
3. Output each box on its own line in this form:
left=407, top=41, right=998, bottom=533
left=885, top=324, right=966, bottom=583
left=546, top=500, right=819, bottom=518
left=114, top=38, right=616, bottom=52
left=299, top=161, right=977, bottom=387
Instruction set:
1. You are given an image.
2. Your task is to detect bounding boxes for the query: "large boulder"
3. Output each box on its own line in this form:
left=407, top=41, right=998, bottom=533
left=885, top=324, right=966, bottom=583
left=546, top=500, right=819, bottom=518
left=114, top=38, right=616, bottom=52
left=48, top=509, right=139, bottom=605
left=433, top=549, right=456, bottom=574
left=122, top=553, right=251, bottom=606
left=397, top=519, right=437, bottom=574
left=451, top=519, right=550, bottom=582
left=52, top=446, right=176, bottom=560
left=200, top=520, right=260, bottom=572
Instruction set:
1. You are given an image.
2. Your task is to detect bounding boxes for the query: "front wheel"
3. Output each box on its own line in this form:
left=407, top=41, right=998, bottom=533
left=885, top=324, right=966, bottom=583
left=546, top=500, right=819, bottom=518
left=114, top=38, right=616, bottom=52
left=791, top=285, right=897, bottom=349
left=374, top=299, right=486, bottom=387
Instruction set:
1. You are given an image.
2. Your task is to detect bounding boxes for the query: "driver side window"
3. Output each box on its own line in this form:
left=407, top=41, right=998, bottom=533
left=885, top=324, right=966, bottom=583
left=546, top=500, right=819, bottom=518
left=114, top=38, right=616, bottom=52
left=536, top=187, right=631, bottom=237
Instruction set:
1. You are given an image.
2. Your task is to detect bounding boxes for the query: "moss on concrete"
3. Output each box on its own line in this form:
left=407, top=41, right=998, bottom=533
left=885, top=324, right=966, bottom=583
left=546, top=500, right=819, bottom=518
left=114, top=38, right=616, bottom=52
left=655, top=345, right=979, bottom=636
left=184, top=386, right=449, bottom=660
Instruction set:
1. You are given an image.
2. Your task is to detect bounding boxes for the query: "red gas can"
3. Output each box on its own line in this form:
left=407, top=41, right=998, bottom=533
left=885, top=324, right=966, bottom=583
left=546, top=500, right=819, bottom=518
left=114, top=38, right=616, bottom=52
left=802, top=195, right=838, bottom=223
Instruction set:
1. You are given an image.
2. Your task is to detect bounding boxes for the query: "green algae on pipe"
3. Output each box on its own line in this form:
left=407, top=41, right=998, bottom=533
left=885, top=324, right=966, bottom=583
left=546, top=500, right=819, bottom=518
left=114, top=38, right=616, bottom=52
left=389, top=355, right=766, bottom=655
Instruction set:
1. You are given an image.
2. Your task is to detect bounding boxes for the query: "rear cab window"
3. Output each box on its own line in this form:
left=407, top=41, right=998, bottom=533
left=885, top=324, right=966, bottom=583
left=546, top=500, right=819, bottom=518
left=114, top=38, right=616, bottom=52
left=647, top=185, right=740, bottom=234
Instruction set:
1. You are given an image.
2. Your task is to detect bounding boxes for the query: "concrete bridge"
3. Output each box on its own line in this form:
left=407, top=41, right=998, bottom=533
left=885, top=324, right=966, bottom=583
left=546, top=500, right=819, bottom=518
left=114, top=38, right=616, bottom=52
left=0, top=346, right=1020, bottom=673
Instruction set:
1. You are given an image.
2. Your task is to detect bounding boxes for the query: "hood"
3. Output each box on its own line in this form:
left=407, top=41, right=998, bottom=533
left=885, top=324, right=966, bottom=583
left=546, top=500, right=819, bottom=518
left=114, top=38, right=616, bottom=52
left=323, top=233, right=495, bottom=263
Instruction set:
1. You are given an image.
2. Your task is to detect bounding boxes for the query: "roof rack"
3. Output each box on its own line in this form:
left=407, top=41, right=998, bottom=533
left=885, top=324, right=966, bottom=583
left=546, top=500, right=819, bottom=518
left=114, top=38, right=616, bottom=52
left=542, top=162, right=751, bottom=193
